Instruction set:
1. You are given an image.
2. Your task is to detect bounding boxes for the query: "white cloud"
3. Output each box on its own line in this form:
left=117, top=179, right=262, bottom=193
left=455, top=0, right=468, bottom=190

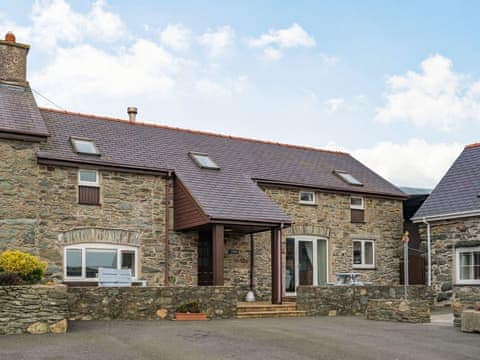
left=324, top=98, right=345, bottom=113
left=198, top=26, right=235, bottom=56
left=31, top=39, right=179, bottom=102
left=1, top=0, right=127, bottom=50
left=352, top=139, right=463, bottom=188
left=249, top=23, right=315, bottom=60
left=376, top=54, right=480, bottom=130
left=159, top=24, right=191, bottom=51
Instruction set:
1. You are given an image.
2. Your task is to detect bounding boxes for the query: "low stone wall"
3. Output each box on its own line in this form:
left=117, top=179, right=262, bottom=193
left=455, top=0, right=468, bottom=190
left=366, top=299, right=430, bottom=323
left=452, top=286, right=480, bottom=328
left=0, top=285, right=68, bottom=335
left=68, top=286, right=237, bottom=320
left=297, top=285, right=433, bottom=316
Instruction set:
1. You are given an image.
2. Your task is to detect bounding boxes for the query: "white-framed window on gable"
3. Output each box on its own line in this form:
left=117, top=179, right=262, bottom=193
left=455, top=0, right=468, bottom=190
left=350, top=196, right=364, bottom=210
left=299, top=191, right=315, bottom=205
left=352, top=239, right=375, bottom=269
left=64, top=244, right=138, bottom=281
left=456, top=247, right=480, bottom=285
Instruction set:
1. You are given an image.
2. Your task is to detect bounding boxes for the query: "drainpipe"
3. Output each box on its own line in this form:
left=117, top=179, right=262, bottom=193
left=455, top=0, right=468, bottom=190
left=164, top=172, right=172, bottom=286
left=423, top=217, right=432, bottom=286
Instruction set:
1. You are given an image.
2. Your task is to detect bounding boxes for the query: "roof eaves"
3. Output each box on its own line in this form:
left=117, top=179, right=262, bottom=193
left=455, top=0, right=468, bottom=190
left=411, top=209, right=480, bottom=223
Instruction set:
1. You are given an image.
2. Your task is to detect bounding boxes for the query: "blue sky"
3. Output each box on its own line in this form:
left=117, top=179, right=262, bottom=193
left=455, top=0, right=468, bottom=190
left=2, top=1, right=479, bottom=187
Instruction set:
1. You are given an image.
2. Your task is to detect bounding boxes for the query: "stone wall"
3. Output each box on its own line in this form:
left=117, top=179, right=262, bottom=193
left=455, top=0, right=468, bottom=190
left=296, top=285, right=433, bottom=316
left=0, top=285, right=68, bottom=335
left=452, top=286, right=480, bottom=327
left=68, top=286, right=237, bottom=320
left=418, top=217, right=480, bottom=303
left=366, top=299, right=430, bottom=323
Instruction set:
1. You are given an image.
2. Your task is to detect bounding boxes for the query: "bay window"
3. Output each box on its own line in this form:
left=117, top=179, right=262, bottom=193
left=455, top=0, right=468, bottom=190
left=64, top=244, right=138, bottom=281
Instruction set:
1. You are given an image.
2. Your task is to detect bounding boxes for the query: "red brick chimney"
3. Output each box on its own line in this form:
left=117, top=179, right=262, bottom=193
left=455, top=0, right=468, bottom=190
left=0, top=32, right=30, bottom=86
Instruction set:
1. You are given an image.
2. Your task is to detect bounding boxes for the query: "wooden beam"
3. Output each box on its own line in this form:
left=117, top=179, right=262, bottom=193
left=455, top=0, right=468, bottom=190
left=271, top=228, right=282, bottom=304
left=212, top=224, right=224, bottom=286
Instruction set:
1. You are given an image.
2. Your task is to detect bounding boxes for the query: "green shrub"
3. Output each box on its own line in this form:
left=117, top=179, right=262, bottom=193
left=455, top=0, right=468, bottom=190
left=176, top=301, right=201, bottom=313
left=0, top=250, right=47, bottom=284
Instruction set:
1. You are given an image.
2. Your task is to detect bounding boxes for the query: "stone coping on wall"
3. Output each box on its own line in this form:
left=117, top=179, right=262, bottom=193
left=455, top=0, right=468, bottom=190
left=0, top=285, right=69, bottom=335
left=67, top=286, right=237, bottom=321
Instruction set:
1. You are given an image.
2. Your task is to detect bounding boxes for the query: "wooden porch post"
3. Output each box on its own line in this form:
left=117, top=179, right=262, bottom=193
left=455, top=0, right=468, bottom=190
left=212, top=224, right=224, bottom=286
left=271, top=227, right=282, bottom=304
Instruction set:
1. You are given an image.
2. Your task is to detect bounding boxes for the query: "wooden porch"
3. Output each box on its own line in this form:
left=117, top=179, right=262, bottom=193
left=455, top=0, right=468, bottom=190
left=236, top=301, right=305, bottom=319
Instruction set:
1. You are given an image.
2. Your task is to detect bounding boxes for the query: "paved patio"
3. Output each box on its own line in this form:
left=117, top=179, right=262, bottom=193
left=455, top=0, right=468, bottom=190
left=0, top=317, right=478, bottom=360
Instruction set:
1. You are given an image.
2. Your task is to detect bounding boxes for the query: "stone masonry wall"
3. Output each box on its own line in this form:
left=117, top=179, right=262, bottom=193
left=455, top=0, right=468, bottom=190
left=296, top=285, right=433, bottom=316
left=0, top=138, right=170, bottom=286
left=366, top=299, right=430, bottom=323
left=251, top=187, right=404, bottom=300
left=418, top=217, right=480, bottom=303
left=0, top=285, right=68, bottom=335
left=452, top=286, right=480, bottom=327
left=68, top=286, right=237, bottom=320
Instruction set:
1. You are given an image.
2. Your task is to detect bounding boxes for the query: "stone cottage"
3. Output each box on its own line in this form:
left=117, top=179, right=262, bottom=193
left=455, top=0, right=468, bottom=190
left=0, top=33, right=407, bottom=304
left=412, top=144, right=480, bottom=303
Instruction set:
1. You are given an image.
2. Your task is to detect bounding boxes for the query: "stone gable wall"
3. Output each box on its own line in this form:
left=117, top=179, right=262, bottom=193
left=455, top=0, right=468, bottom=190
left=418, top=217, right=480, bottom=303
left=249, top=187, right=404, bottom=300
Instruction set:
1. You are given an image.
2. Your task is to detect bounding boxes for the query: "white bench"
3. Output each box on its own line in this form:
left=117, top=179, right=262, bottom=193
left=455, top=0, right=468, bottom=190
left=98, top=268, right=133, bottom=287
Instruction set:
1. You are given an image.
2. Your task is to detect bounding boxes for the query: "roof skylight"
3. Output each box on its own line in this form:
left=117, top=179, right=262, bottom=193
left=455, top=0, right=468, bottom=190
left=70, top=137, right=100, bottom=155
left=190, top=152, right=219, bottom=169
left=334, top=170, right=363, bottom=186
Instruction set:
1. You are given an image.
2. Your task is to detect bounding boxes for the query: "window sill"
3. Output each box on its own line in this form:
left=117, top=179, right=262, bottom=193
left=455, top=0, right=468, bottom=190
left=298, top=202, right=317, bottom=206
left=352, top=266, right=376, bottom=270
left=455, top=281, right=480, bottom=286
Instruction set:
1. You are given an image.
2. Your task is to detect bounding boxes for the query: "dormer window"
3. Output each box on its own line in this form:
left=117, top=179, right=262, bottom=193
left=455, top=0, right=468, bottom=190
left=190, top=152, right=219, bottom=169
left=71, top=137, right=100, bottom=155
left=334, top=170, right=363, bottom=186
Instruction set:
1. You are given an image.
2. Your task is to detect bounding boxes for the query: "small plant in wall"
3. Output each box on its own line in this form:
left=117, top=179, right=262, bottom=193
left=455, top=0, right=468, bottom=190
left=0, top=250, right=47, bottom=285
left=175, top=301, right=208, bottom=321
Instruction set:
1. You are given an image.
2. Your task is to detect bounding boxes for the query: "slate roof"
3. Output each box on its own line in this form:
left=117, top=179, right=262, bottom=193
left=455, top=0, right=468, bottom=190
left=413, top=144, right=480, bottom=221
left=0, top=84, right=49, bottom=137
left=35, top=108, right=405, bottom=225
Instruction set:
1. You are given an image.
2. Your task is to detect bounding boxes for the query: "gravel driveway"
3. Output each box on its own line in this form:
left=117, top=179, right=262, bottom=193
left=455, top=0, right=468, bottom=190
left=0, top=317, right=478, bottom=360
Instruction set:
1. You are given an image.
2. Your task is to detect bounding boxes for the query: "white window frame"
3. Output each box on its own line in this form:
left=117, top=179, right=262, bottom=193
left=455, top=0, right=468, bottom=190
left=299, top=191, right=315, bottom=205
left=63, top=243, right=138, bottom=281
left=455, top=246, right=480, bottom=285
left=350, top=196, right=365, bottom=210
left=352, top=239, right=375, bottom=269
left=78, top=169, right=99, bottom=187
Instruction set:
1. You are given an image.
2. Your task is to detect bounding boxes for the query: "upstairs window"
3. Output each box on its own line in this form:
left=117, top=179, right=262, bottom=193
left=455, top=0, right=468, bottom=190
left=350, top=196, right=365, bottom=223
left=334, top=170, right=363, bottom=186
left=78, top=169, right=100, bottom=205
left=299, top=191, right=315, bottom=205
left=190, top=152, right=219, bottom=169
left=71, top=137, right=100, bottom=155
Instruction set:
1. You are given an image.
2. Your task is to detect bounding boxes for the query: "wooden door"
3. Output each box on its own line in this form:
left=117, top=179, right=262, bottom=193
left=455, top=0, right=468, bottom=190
left=400, top=254, right=426, bottom=285
left=198, top=231, right=213, bottom=286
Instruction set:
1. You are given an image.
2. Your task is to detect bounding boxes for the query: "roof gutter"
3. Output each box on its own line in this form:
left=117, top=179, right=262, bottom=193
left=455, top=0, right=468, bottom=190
left=412, top=209, right=480, bottom=223
left=253, top=178, right=407, bottom=200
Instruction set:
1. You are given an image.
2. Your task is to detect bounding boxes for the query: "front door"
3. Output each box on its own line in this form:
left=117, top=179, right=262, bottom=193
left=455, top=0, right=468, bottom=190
left=285, top=236, right=328, bottom=295
left=198, top=231, right=213, bottom=286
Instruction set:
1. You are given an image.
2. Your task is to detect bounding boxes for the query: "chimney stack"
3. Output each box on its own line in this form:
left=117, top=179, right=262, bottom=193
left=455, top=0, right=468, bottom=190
left=127, top=107, right=138, bottom=122
left=0, top=32, right=29, bottom=86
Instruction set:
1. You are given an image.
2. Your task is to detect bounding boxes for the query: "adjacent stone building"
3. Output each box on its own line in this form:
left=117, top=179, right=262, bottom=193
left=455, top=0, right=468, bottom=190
left=0, top=33, right=406, bottom=303
left=413, top=144, right=480, bottom=303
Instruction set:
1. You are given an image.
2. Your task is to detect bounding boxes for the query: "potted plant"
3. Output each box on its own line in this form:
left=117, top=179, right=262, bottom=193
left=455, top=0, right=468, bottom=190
left=175, top=301, right=208, bottom=321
